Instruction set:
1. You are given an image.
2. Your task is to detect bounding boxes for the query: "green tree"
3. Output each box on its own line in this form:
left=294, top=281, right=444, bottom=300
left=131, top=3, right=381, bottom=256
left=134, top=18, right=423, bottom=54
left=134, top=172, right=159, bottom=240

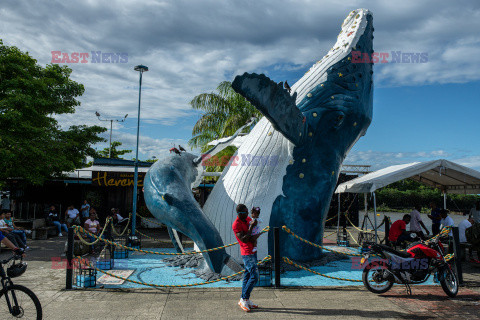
left=98, top=141, right=132, bottom=159
left=189, top=81, right=262, bottom=153
left=0, top=40, right=106, bottom=185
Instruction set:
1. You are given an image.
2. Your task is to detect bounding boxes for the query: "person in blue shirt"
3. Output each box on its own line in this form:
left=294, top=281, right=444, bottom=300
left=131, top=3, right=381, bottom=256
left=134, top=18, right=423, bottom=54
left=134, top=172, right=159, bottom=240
left=428, top=202, right=442, bottom=236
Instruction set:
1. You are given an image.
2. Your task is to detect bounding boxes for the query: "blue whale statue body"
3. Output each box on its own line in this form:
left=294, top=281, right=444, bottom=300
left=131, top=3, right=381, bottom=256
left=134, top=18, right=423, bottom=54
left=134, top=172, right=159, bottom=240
left=144, top=8, right=374, bottom=271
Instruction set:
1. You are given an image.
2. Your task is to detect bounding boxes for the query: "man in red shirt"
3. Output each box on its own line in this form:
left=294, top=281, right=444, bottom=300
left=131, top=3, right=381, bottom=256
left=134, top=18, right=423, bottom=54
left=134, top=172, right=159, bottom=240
left=232, top=203, right=261, bottom=312
left=389, top=214, right=411, bottom=245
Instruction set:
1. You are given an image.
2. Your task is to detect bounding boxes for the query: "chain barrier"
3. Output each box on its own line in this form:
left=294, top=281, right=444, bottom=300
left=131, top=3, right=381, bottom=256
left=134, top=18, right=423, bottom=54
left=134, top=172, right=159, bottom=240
left=282, top=257, right=362, bottom=283
left=346, top=229, right=359, bottom=246
left=111, top=213, right=131, bottom=236
left=74, top=217, right=113, bottom=246
left=282, top=225, right=365, bottom=257
left=73, top=225, right=270, bottom=255
left=345, top=214, right=385, bottom=235
left=325, top=214, right=337, bottom=223
left=80, top=255, right=271, bottom=288
left=135, top=229, right=174, bottom=243
left=136, top=213, right=164, bottom=227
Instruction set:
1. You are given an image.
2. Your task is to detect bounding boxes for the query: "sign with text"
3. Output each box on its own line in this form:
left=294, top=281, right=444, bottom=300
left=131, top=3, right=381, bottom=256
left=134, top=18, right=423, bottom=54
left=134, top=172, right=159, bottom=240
left=92, top=171, right=145, bottom=187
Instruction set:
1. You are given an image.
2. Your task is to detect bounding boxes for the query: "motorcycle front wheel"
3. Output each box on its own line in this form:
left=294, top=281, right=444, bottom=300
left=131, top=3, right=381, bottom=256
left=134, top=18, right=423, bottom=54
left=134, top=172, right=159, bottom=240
left=439, top=267, right=458, bottom=297
left=362, top=261, right=394, bottom=294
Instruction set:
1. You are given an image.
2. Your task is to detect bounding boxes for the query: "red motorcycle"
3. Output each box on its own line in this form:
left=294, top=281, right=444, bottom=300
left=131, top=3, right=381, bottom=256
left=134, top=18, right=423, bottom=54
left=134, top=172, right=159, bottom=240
left=360, top=234, right=458, bottom=297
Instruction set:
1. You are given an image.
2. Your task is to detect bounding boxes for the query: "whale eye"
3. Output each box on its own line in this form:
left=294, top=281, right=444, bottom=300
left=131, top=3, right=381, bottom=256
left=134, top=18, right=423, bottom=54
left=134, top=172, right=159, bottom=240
left=333, top=112, right=345, bottom=129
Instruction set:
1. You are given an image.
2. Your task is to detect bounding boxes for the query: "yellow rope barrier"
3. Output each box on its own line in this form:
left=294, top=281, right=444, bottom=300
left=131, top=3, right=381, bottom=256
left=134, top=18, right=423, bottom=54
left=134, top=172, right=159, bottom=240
left=73, top=226, right=270, bottom=255
left=111, top=213, right=131, bottom=236
left=346, top=229, right=359, bottom=246
left=282, top=225, right=364, bottom=257
left=323, top=231, right=338, bottom=238
left=135, top=229, right=175, bottom=243
left=75, top=218, right=113, bottom=246
left=345, top=215, right=385, bottom=235
left=282, top=257, right=362, bottom=283
left=79, top=255, right=271, bottom=288
left=136, top=213, right=164, bottom=227
left=325, top=215, right=337, bottom=223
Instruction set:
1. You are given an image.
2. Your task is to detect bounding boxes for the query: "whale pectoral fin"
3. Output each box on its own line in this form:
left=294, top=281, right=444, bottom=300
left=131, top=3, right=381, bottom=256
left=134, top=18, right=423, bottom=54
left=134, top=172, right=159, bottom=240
left=232, top=73, right=305, bottom=146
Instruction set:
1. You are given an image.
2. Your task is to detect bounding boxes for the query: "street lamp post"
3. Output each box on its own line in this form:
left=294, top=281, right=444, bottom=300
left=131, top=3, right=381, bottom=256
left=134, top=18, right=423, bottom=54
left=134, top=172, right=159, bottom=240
left=132, top=65, right=148, bottom=236
left=95, top=112, right=128, bottom=158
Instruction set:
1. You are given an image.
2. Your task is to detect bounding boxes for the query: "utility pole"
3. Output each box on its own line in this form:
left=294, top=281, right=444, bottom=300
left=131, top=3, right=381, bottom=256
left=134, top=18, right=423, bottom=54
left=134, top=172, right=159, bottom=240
left=95, top=112, right=128, bottom=158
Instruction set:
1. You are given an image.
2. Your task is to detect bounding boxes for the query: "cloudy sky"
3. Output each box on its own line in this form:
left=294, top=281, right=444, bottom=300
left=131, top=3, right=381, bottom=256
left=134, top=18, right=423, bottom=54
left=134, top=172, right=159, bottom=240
left=1, top=0, right=480, bottom=170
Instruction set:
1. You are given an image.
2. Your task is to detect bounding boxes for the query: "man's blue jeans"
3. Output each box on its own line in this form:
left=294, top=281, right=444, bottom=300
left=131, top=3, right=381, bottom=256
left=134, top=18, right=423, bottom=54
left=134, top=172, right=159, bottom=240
left=241, top=253, right=258, bottom=300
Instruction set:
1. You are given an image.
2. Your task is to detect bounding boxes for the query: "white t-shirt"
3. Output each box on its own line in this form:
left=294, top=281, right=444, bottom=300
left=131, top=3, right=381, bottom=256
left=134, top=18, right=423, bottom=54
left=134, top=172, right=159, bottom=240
left=250, top=218, right=263, bottom=235
left=440, top=216, right=455, bottom=237
left=67, top=208, right=79, bottom=219
left=458, top=219, right=472, bottom=243
left=0, top=219, right=8, bottom=230
left=85, top=219, right=99, bottom=233
left=409, top=209, right=423, bottom=232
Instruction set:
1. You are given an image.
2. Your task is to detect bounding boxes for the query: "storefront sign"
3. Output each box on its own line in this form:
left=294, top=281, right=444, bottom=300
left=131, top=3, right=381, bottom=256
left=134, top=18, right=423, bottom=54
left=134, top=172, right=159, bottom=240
left=92, top=171, right=145, bottom=187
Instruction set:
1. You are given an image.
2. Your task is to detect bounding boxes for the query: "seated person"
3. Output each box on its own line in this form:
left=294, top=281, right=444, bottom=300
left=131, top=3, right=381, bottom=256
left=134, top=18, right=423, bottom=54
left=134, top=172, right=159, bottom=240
left=111, top=208, right=128, bottom=227
left=0, top=211, right=27, bottom=249
left=0, top=230, right=25, bottom=255
left=65, top=205, right=81, bottom=227
left=3, top=210, right=29, bottom=245
left=47, top=205, right=68, bottom=236
left=84, top=211, right=102, bottom=253
left=389, top=214, right=412, bottom=246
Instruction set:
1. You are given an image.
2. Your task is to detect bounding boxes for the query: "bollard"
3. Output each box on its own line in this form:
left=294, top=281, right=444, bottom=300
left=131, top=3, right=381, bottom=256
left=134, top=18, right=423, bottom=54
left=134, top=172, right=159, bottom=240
left=66, top=227, right=74, bottom=290
left=451, top=227, right=463, bottom=285
left=273, top=227, right=281, bottom=288
left=385, top=217, right=390, bottom=247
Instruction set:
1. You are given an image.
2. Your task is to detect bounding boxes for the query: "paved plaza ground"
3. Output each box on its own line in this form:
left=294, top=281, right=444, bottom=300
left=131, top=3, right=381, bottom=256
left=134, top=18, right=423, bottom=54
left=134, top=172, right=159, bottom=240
left=1, top=226, right=479, bottom=320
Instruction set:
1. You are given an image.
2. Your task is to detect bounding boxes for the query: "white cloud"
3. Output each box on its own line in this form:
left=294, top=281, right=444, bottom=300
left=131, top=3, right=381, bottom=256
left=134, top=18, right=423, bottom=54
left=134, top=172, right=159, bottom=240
left=1, top=0, right=479, bottom=160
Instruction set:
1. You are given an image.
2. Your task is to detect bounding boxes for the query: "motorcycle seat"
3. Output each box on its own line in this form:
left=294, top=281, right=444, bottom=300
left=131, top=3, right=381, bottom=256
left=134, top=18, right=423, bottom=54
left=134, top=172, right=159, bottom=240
left=377, top=244, right=412, bottom=258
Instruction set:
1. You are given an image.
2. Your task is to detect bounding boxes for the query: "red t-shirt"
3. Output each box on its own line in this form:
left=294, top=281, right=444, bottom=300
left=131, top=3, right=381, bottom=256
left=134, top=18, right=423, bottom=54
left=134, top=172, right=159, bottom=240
left=232, top=216, right=254, bottom=256
left=389, top=220, right=406, bottom=242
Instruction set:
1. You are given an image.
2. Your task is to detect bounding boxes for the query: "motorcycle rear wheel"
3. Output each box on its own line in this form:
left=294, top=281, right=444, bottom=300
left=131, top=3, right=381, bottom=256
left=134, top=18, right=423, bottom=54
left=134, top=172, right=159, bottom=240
left=439, top=267, right=458, bottom=298
left=362, top=262, right=394, bottom=294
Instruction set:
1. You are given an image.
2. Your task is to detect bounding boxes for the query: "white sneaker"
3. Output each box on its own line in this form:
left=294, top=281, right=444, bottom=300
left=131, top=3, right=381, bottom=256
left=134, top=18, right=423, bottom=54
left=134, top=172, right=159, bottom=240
left=252, top=247, right=257, bottom=253
left=238, top=298, right=250, bottom=312
left=58, top=233, right=63, bottom=237
left=247, top=299, right=258, bottom=309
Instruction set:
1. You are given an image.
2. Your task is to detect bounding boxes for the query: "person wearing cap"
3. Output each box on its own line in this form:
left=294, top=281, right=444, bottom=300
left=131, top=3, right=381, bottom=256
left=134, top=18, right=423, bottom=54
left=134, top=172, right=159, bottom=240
left=232, top=204, right=261, bottom=312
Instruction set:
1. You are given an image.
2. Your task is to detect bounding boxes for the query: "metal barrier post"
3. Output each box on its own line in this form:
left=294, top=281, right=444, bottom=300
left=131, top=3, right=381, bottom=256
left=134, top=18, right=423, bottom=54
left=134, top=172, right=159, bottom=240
left=385, top=217, right=390, bottom=246
left=451, top=227, right=463, bottom=285
left=273, top=227, right=281, bottom=288
left=66, top=227, right=74, bottom=289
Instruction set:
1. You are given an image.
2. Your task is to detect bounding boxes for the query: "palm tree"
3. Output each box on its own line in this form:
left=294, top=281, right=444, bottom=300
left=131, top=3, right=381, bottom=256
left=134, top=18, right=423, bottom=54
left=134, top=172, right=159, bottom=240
left=189, top=81, right=262, bottom=153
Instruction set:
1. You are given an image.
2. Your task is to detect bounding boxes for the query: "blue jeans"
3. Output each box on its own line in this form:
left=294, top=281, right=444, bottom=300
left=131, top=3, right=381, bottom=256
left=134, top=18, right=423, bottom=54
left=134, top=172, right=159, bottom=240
left=241, top=254, right=258, bottom=300
left=53, top=221, right=68, bottom=234
left=11, top=230, right=27, bottom=244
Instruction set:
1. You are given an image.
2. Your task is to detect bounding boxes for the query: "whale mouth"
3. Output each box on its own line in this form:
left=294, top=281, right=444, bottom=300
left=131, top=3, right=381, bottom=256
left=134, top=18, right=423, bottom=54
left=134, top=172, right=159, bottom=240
left=291, top=8, right=372, bottom=104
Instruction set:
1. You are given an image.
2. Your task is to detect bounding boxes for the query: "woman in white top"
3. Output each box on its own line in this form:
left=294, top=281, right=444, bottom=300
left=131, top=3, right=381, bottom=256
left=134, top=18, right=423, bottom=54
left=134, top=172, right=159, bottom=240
left=65, top=205, right=80, bottom=227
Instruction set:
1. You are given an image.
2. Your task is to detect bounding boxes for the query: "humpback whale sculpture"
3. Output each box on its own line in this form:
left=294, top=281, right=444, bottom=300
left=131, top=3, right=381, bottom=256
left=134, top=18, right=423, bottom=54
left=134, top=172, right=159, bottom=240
left=144, top=8, right=374, bottom=273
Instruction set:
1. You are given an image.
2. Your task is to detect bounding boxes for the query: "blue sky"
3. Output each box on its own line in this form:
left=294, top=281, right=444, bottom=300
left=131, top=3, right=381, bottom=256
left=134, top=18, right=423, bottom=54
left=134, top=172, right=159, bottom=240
left=2, top=0, right=480, bottom=170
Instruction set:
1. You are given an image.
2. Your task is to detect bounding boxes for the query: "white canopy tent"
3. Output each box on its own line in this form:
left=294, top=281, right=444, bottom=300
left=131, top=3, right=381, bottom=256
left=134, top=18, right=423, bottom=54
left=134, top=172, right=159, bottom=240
left=334, top=159, right=480, bottom=242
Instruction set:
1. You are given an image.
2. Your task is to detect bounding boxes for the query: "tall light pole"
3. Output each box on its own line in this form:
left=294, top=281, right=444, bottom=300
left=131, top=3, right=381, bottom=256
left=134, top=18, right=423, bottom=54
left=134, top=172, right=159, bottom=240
left=132, top=64, right=148, bottom=236
left=95, top=112, right=128, bottom=158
